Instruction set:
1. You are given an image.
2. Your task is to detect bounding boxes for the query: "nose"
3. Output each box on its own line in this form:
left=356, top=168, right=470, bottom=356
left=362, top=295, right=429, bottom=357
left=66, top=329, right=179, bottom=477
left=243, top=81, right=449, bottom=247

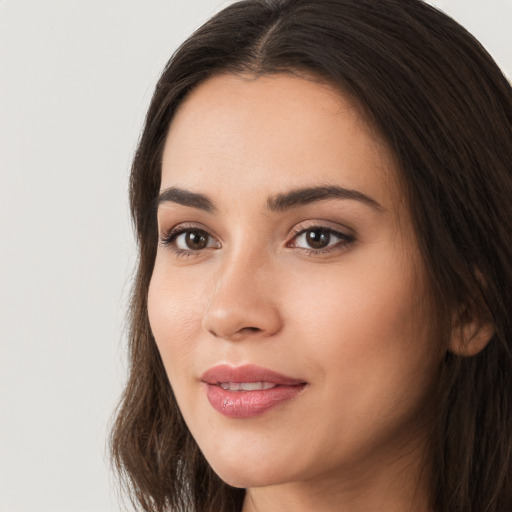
left=201, top=249, right=283, bottom=341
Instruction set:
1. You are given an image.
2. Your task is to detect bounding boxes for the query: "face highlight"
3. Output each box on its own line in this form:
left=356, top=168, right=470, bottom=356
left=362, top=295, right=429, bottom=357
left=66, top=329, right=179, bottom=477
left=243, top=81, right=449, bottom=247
left=148, top=73, right=443, bottom=508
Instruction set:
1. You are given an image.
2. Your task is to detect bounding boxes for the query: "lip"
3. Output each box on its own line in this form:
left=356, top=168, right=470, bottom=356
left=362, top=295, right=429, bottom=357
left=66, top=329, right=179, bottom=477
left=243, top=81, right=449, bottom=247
left=201, top=364, right=307, bottom=419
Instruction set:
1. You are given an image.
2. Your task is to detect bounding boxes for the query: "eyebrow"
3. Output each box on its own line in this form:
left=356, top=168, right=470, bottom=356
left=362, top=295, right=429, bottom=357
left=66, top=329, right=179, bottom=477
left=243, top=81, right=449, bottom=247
left=267, top=185, right=384, bottom=212
left=155, top=185, right=384, bottom=213
left=155, top=187, right=216, bottom=212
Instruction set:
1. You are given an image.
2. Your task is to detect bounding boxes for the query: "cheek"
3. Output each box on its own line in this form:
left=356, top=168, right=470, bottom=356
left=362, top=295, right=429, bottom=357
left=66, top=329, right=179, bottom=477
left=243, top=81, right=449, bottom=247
left=147, top=262, right=204, bottom=375
left=284, top=250, right=437, bottom=389
left=284, top=265, right=439, bottom=451
left=287, top=252, right=423, bottom=337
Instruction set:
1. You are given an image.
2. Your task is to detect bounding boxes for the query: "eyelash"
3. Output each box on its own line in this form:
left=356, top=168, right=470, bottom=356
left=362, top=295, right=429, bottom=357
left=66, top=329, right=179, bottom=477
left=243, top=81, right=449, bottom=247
left=159, top=224, right=218, bottom=259
left=287, top=225, right=355, bottom=255
left=159, top=224, right=355, bottom=259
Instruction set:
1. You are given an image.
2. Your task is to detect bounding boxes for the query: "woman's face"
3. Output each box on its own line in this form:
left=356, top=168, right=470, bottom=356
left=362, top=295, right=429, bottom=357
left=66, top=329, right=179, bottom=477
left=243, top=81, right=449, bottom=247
left=148, top=73, right=444, bottom=493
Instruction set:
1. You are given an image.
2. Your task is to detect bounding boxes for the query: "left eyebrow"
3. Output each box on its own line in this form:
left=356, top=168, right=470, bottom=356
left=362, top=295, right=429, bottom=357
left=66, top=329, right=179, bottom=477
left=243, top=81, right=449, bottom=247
left=266, top=185, right=384, bottom=212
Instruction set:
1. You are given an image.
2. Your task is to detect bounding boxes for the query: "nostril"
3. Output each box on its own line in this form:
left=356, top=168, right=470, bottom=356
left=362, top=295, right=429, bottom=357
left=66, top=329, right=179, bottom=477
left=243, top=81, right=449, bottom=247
left=202, top=298, right=282, bottom=340
left=242, top=327, right=261, bottom=333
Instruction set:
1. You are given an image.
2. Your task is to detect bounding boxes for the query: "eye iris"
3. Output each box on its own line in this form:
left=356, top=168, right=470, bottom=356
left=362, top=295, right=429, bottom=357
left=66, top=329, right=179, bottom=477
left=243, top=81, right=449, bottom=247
left=306, top=229, right=331, bottom=249
left=186, top=231, right=208, bottom=250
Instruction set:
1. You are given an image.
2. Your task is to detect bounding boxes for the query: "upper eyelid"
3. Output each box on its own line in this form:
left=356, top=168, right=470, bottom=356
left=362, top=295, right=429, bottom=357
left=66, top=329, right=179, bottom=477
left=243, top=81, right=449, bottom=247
left=289, top=219, right=355, bottom=237
left=161, top=221, right=217, bottom=237
left=291, top=226, right=351, bottom=239
left=288, top=226, right=355, bottom=247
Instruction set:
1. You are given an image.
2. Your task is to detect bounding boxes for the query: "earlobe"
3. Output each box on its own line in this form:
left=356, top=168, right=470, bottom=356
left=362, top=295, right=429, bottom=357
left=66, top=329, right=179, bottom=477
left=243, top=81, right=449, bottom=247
left=448, top=316, right=495, bottom=357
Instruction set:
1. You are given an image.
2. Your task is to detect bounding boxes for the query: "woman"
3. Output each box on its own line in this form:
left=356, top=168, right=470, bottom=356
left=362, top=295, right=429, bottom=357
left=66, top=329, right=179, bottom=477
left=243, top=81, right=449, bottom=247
left=110, top=1, right=512, bottom=511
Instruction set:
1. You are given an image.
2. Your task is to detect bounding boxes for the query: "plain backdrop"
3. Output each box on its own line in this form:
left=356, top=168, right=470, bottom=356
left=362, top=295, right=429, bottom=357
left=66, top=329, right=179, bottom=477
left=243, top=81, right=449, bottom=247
left=0, top=1, right=510, bottom=511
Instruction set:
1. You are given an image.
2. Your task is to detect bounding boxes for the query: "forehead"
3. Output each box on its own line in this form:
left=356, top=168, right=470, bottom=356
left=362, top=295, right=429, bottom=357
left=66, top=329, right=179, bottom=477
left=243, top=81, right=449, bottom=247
left=161, top=73, right=401, bottom=211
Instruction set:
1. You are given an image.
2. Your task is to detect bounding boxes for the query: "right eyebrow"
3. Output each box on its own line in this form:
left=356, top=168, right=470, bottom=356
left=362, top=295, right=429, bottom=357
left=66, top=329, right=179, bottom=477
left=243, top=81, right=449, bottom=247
left=154, top=187, right=216, bottom=213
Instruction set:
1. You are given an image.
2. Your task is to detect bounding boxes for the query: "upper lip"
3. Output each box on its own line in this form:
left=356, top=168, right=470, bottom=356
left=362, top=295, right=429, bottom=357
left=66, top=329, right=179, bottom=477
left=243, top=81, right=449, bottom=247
left=201, top=364, right=306, bottom=386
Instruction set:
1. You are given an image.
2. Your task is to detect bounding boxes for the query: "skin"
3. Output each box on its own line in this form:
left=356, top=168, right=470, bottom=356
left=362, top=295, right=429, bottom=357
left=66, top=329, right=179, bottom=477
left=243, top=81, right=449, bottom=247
left=148, top=73, right=446, bottom=512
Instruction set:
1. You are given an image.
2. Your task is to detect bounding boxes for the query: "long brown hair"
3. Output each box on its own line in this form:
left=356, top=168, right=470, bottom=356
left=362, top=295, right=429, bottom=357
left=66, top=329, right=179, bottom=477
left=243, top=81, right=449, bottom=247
left=110, top=1, right=512, bottom=511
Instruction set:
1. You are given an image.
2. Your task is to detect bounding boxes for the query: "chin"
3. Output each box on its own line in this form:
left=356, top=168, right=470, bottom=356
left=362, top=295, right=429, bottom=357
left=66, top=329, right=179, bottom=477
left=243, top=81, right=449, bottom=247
left=205, top=451, right=296, bottom=489
left=214, top=467, right=285, bottom=489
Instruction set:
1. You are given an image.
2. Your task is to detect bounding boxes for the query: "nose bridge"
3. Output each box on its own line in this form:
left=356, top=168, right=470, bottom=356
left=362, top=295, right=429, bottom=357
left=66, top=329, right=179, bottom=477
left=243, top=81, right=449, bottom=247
left=202, top=236, right=282, bottom=340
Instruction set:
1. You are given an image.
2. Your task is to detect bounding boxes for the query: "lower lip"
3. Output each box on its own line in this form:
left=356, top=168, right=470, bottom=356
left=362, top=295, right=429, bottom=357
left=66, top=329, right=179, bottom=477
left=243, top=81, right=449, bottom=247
left=205, top=384, right=306, bottom=418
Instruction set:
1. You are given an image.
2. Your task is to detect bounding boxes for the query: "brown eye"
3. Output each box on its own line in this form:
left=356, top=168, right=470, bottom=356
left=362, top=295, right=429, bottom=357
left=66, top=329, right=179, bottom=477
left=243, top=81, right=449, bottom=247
left=305, top=228, right=331, bottom=249
left=290, top=225, right=355, bottom=254
left=161, top=227, right=219, bottom=253
left=184, top=230, right=209, bottom=250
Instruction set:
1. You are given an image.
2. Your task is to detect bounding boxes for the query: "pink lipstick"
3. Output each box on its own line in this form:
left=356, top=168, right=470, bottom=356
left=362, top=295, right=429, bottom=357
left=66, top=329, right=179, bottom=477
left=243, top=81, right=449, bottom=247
left=201, top=364, right=306, bottom=418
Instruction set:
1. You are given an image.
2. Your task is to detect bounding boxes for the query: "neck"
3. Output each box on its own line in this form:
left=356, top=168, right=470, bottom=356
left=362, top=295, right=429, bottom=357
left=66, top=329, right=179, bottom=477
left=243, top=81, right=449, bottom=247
left=242, top=440, right=434, bottom=512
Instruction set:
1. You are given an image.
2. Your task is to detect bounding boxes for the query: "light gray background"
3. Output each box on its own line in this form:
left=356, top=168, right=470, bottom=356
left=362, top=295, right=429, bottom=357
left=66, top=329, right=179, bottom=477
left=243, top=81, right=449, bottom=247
left=0, top=1, right=510, bottom=511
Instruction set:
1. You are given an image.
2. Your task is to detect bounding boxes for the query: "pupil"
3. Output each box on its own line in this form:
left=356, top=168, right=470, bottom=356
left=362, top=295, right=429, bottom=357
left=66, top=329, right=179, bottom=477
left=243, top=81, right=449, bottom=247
left=186, top=231, right=208, bottom=250
left=306, top=229, right=330, bottom=249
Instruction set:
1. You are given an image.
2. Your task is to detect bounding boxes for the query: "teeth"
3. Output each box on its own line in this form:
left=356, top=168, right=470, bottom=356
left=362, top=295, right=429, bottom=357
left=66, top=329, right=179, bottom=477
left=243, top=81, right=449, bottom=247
left=219, top=382, right=277, bottom=391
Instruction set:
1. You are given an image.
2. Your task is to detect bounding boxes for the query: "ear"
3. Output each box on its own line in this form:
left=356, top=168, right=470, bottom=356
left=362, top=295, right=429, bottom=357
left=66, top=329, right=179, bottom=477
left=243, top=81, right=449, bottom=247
left=448, top=310, right=495, bottom=357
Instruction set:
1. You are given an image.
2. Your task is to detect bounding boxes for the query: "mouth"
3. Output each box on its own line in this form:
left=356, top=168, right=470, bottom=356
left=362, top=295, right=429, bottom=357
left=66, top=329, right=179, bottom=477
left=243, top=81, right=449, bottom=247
left=218, top=381, right=279, bottom=391
left=201, top=364, right=307, bottom=419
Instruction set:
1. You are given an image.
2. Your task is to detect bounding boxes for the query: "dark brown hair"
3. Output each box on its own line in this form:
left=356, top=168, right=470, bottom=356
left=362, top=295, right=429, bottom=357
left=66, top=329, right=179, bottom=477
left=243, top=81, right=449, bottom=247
left=110, top=1, right=512, bottom=511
